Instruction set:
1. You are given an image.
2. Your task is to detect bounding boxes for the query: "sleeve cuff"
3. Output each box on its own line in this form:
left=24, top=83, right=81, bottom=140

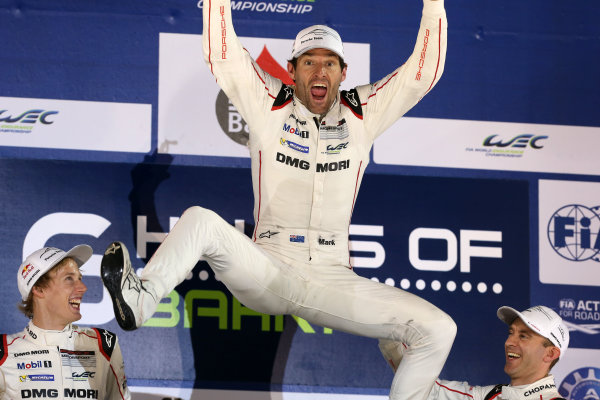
left=423, top=0, right=445, bottom=16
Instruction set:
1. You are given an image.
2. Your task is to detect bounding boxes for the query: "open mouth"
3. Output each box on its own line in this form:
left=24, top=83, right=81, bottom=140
left=310, top=83, right=327, bottom=101
left=69, top=298, right=81, bottom=310
left=507, top=352, right=521, bottom=359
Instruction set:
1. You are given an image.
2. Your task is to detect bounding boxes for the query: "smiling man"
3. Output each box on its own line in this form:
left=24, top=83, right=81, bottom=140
left=0, top=245, right=130, bottom=400
left=386, top=305, right=569, bottom=400
left=101, top=1, right=454, bottom=399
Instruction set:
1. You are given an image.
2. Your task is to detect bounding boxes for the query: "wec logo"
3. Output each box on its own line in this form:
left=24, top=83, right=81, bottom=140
left=0, top=109, right=58, bottom=125
left=72, top=371, right=95, bottom=379
left=483, top=134, right=547, bottom=149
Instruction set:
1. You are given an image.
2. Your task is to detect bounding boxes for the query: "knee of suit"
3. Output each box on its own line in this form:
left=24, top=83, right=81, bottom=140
left=418, top=311, right=457, bottom=349
left=182, top=206, right=221, bottom=224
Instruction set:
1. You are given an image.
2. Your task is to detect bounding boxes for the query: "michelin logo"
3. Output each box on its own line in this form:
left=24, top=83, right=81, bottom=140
left=280, top=138, right=309, bottom=154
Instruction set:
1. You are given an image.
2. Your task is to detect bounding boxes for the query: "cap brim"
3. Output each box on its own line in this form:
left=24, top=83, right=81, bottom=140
left=498, top=306, right=542, bottom=338
left=292, top=44, right=344, bottom=60
left=63, top=244, right=93, bottom=268
left=497, top=306, right=524, bottom=326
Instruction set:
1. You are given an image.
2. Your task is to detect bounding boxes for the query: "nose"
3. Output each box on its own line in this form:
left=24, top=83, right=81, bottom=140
left=314, top=62, right=326, bottom=77
left=76, top=279, right=88, bottom=294
left=505, top=332, right=517, bottom=348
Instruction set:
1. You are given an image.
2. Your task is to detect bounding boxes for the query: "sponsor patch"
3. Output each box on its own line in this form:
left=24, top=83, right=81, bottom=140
left=259, top=230, right=279, bottom=239
left=320, top=119, right=349, bottom=140
left=19, top=374, right=54, bottom=382
left=290, top=235, right=305, bottom=243
left=280, top=138, right=309, bottom=154
left=60, top=349, right=96, bottom=368
left=322, top=142, right=349, bottom=155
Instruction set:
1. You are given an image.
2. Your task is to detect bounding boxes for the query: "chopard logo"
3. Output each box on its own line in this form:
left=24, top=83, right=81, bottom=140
left=524, top=383, right=556, bottom=396
left=259, top=230, right=280, bottom=239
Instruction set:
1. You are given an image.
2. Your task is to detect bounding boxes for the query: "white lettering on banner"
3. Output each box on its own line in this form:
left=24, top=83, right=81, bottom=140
left=409, top=228, right=457, bottom=271
left=349, top=225, right=385, bottom=269
left=578, top=300, right=600, bottom=312
left=409, top=228, right=502, bottom=272
left=136, top=216, right=180, bottom=258
left=138, top=217, right=384, bottom=268
left=573, top=311, right=600, bottom=321
left=138, top=217, right=504, bottom=273
left=228, top=101, right=249, bottom=134
left=230, top=1, right=313, bottom=14
left=23, top=212, right=113, bottom=325
left=460, top=230, right=502, bottom=272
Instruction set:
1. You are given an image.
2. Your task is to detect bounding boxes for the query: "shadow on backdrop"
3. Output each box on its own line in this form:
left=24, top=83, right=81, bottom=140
left=127, top=152, right=297, bottom=398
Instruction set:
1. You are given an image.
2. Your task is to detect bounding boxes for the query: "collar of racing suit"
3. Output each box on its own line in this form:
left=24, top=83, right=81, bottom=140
left=24, top=321, right=75, bottom=348
left=501, top=375, right=561, bottom=399
left=293, top=90, right=341, bottom=125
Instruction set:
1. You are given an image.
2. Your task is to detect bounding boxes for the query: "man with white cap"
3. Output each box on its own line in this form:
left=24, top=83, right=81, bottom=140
left=385, top=305, right=569, bottom=400
left=0, top=245, right=131, bottom=399
left=101, top=0, right=454, bottom=399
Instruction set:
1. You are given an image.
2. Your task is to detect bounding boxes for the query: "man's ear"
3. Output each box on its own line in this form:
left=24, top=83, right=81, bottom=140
left=287, top=62, right=296, bottom=82
left=544, top=346, right=560, bottom=364
left=341, top=65, right=348, bottom=83
left=32, top=286, right=45, bottom=299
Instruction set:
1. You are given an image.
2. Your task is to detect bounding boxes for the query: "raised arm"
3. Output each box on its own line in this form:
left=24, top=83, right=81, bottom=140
left=361, top=0, right=448, bottom=138
left=202, top=0, right=283, bottom=131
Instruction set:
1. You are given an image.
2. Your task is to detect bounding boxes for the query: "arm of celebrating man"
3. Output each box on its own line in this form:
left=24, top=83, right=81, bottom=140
left=360, top=0, right=448, bottom=139
left=201, top=0, right=283, bottom=133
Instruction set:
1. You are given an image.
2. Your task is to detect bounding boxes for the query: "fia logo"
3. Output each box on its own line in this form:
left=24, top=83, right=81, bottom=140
left=547, top=204, right=600, bottom=262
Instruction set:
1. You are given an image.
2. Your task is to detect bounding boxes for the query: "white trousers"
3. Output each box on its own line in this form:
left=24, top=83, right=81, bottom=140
left=142, top=206, right=456, bottom=400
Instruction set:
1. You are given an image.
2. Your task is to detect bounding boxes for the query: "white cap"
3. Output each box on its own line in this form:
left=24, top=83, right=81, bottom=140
left=17, top=245, right=93, bottom=301
left=498, top=305, right=569, bottom=359
left=291, top=25, right=344, bottom=59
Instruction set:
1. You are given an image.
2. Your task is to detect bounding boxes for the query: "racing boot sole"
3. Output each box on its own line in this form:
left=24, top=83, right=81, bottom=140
left=101, top=241, right=139, bottom=331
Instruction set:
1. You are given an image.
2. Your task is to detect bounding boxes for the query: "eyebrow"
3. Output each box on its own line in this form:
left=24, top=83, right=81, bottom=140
left=302, top=51, right=338, bottom=58
left=62, top=271, right=83, bottom=279
left=509, top=325, right=533, bottom=336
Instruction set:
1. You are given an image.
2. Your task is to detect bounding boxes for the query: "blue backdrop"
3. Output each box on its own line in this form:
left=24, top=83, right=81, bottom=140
left=1, top=0, right=599, bottom=399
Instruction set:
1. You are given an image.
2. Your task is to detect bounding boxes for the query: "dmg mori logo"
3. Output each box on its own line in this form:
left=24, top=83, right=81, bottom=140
left=547, top=204, right=600, bottom=262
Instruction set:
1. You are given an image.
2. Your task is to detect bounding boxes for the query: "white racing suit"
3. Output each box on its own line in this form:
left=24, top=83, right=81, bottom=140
left=141, top=0, right=456, bottom=399
left=428, top=376, right=565, bottom=400
left=0, top=322, right=130, bottom=400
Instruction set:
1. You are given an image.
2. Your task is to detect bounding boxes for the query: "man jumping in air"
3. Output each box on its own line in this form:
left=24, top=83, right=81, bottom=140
left=102, top=1, right=455, bottom=399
